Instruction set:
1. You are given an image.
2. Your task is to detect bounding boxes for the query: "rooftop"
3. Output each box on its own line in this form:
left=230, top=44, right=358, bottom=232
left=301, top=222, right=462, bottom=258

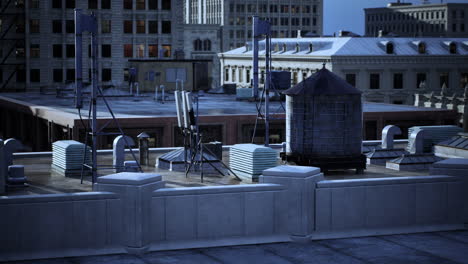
left=222, top=37, right=468, bottom=57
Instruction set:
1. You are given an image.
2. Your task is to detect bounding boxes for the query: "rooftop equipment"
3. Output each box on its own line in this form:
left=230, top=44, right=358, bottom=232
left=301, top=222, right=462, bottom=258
left=230, top=144, right=277, bottom=182
left=52, top=140, right=91, bottom=177
left=407, top=125, right=463, bottom=153
left=281, top=66, right=366, bottom=173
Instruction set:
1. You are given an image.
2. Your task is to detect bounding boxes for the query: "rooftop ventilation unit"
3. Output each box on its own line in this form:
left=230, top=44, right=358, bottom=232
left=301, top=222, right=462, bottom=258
left=52, top=140, right=91, bottom=177
left=229, top=144, right=277, bottom=182
left=407, top=126, right=463, bottom=153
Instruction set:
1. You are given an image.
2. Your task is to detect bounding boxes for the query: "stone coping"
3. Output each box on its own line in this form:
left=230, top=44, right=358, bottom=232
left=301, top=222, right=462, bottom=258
left=262, top=165, right=321, bottom=178
left=432, top=158, right=468, bottom=169
left=153, top=184, right=284, bottom=197
left=316, top=175, right=458, bottom=188
left=0, top=191, right=118, bottom=204
left=97, top=172, right=162, bottom=185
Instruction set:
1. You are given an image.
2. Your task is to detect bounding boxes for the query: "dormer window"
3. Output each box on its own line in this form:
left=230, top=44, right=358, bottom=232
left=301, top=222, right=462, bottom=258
left=308, top=43, right=313, bottom=53
left=449, top=42, right=457, bottom=54
left=386, top=42, right=394, bottom=54
left=282, top=44, right=287, bottom=52
left=295, top=43, right=300, bottom=53
left=274, top=43, right=279, bottom=52
left=418, top=42, right=426, bottom=54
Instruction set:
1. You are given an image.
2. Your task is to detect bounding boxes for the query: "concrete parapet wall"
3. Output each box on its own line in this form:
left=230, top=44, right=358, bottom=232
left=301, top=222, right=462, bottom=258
left=0, top=192, right=124, bottom=261
left=313, top=175, right=464, bottom=240
left=150, top=184, right=289, bottom=251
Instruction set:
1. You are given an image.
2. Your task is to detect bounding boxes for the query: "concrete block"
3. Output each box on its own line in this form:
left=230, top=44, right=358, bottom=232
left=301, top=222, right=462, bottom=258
left=415, top=183, right=448, bottom=225
left=165, top=196, right=197, bottom=241
left=244, top=191, right=275, bottom=236
left=315, top=188, right=332, bottom=231
left=150, top=197, right=166, bottom=242
left=197, top=193, right=244, bottom=239
left=330, top=187, right=366, bottom=230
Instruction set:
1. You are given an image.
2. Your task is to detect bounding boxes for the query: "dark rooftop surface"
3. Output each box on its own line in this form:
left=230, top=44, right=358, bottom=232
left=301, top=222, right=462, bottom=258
left=0, top=92, right=448, bottom=121
left=4, top=146, right=429, bottom=197
left=2, top=230, right=468, bottom=264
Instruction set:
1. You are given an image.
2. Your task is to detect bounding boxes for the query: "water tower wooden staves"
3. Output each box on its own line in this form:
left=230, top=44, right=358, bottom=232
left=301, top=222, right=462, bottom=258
left=280, top=66, right=366, bottom=173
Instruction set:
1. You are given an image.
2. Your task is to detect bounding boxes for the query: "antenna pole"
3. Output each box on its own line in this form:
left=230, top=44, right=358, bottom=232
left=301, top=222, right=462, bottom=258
left=91, top=15, right=98, bottom=183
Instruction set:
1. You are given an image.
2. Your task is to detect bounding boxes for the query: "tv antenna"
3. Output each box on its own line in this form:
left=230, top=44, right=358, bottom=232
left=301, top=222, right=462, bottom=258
left=75, top=9, right=142, bottom=183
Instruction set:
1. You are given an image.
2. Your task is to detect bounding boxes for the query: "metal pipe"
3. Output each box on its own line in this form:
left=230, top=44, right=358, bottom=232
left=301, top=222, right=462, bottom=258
left=91, top=18, right=98, bottom=183
left=252, top=16, right=259, bottom=99
left=265, top=34, right=270, bottom=147
left=74, top=9, right=83, bottom=109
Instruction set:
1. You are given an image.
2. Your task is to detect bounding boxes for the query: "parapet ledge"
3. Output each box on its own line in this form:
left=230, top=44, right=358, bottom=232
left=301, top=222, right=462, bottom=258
left=0, top=191, right=119, bottom=204
left=152, top=183, right=284, bottom=197
left=262, top=165, right=322, bottom=178
left=317, top=175, right=459, bottom=189
left=97, top=172, right=162, bottom=185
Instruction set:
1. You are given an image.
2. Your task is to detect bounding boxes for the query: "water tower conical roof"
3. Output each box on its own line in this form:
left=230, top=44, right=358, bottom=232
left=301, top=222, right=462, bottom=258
left=283, top=67, right=362, bottom=95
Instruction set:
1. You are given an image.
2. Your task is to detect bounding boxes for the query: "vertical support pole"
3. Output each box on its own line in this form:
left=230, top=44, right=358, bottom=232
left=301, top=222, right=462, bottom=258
left=252, top=16, right=259, bottom=99
left=74, top=9, right=83, bottom=109
left=265, top=35, right=270, bottom=147
left=91, top=19, right=98, bottom=183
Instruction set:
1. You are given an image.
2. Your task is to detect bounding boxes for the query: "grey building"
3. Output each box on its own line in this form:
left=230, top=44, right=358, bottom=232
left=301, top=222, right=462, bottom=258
left=365, top=2, right=468, bottom=37
left=185, top=0, right=323, bottom=51
left=0, top=0, right=186, bottom=91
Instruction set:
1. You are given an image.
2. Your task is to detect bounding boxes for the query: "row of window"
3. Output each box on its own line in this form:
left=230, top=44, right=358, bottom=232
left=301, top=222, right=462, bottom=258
left=223, top=67, right=468, bottom=91
left=228, top=16, right=317, bottom=26
left=24, top=19, right=171, bottom=34
left=228, top=29, right=315, bottom=40
left=48, top=0, right=171, bottom=10
left=345, top=72, right=468, bottom=90
left=229, top=4, right=318, bottom=14
left=8, top=43, right=171, bottom=59
left=367, top=10, right=447, bottom=22
left=9, top=68, right=113, bottom=83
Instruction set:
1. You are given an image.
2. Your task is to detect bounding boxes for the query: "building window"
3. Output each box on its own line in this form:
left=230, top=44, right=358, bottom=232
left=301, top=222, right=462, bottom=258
left=102, top=69, right=112, bottom=82
left=162, top=0, right=170, bottom=10
left=136, top=20, right=145, bottom=33
left=102, top=20, right=111, bottom=33
left=16, top=20, right=25, bottom=33
left=449, top=42, right=457, bottom=54
left=30, top=69, right=40, bottom=83
left=16, top=69, right=26, bottom=83
left=52, top=20, right=62, bottom=33
left=418, top=42, right=426, bottom=54
left=416, top=73, right=426, bottom=88
left=225, top=68, right=229, bottom=82
left=53, top=69, right=63, bottom=82
left=66, top=44, right=75, bottom=58
left=203, top=39, right=211, bottom=51
left=452, top=23, right=457, bottom=32
left=238, top=69, right=243, bottom=83
left=66, top=20, right=74, bottom=34
left=52, top=0, right=62, bottom=8
left=161, top=45, right=171, bottom=58
left=136, top=0, right=144, bottom=9
left=386, top=42, right=394, bottom=54
left=162, top=21, right=171, bottom=34
left=148, top=0, right=157, bottom=9
left=137, top=44, right=144, bottom=58
left=124, top=20, right=132, bottom=33
left=194, top=39, right=202, bottom=51
left=393, top=100, right=404, bottom=105
left=148, top=20, right=158, bottom=33
left=66, top=69, right=75, bottom=82
left=102, top=44, right=111, bottom=57
left=123, top=44, right=132, bottom=57
left=65, top=0, right=75, bottom=8
left=148, top=44, right=158, bottom=57
left=31, top=2, right=40, bottom=10
left=30, top=44, right=40, bottom=58
left=88, top=0, right=97, bottom=9
left=440, top=72, right=449, bottom=88
left=345, top=74, right=356, bottom=87
left=370, top=73, right=380, bottom=89
left=102, top=0, right=111, bottom=9
left=123, top=0, right=132, bottom=9
left=393, top=73, right=403, bottom=89
left=30, top=19, right=40, bottom=33
left=460, top=73, right=468, bottom=88
left=246, top=69, right=251, bottom=84
left=15, top=44, right=25, bottom=57
left=53, top=44, right=62, bottom=58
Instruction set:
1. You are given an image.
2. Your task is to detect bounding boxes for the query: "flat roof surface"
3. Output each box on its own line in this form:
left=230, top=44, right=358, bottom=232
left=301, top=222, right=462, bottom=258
left=0, top=92, right=448, bottom=121
left=4, top=146, right=430, bottom=197
left=2, top=230, right=468, bottom=264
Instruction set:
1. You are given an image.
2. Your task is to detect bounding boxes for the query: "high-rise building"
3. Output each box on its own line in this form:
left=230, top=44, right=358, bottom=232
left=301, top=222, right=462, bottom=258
left=0, top=0, right=186, bottom=91
left=365, top=2, right=468, bottom=37
left=185, top=0, right=323, bottom=51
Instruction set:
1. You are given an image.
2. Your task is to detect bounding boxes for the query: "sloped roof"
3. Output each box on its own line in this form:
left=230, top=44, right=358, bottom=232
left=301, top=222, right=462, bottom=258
left=222, top=37, right=468, bottom=57
left=283, top=67, right=362, bottom=95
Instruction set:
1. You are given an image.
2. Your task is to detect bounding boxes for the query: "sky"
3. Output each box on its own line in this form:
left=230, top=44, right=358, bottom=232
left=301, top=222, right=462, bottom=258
left=324, top=0, right=468, bottom=35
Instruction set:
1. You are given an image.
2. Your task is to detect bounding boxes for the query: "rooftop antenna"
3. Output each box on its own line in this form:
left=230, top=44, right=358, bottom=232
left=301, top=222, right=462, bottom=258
left=252, top=16, right=272, bottom=147
left=75, top=9, right=142, bottom=183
